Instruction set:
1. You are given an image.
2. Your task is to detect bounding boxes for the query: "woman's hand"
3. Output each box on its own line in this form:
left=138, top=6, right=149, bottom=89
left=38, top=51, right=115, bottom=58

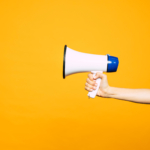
left=85, top=72, right=150, bottom=103
left=85, top=72, right=110, bottom=97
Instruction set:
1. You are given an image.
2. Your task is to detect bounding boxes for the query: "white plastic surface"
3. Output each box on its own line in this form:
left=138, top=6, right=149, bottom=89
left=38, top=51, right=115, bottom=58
left=65, top=47, right=107, bottom=76
left=88, top=71, right=103, bottom=98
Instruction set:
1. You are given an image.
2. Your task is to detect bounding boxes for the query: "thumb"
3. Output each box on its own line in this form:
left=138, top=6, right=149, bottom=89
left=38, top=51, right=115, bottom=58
left=93, top=72, right=106, bottom=80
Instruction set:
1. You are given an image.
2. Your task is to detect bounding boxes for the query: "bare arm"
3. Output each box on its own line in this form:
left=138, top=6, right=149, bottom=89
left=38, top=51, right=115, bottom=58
left=106, top=87, right=150, bottom=103
left=85, top=72, right=150, bottom=104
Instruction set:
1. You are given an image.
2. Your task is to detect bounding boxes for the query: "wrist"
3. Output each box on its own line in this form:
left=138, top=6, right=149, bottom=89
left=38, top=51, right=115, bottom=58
left=103, top=86, right=114, bottom=98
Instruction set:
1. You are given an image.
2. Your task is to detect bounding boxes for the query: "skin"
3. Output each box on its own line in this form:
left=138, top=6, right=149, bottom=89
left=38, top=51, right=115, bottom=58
left=85, top=72, right=150, bottom=104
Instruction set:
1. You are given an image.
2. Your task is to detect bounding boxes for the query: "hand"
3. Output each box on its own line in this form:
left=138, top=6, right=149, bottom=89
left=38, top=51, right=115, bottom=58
left=85, top=72, right=110, bottom=97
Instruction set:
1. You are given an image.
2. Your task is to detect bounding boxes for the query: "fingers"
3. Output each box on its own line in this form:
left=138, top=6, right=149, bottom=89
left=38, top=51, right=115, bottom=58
left=88, top=73, right=94, bottom=81
left=85, top=80, right=97, bottom=92
left=86, top=77, right=96, bottom=86
left=85, top=73, right=97, bottom=92
left=85, top=86, right=93, bottom=92
left=85, top=83, right=97, bottom=91
left=85, top=82, right=97, bottom=89
left=93, top=72, right=107, bottom=80
left=85, top=72, right=108, bottom=92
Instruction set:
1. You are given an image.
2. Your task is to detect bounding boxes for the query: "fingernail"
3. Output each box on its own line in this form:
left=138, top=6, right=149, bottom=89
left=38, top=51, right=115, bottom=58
left=93, top=87, right=96, bottom=90
left=95, top=83, right=97, bottom=86
left=90, top=89, right=93, bottom=91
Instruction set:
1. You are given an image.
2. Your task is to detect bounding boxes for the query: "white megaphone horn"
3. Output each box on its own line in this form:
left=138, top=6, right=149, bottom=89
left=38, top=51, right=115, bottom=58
left=63, top=45, right=119, bottom=98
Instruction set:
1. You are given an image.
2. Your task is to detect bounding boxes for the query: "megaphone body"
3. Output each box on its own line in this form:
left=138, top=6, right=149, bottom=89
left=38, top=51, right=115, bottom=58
left=63, top=45, right=119, bottom=98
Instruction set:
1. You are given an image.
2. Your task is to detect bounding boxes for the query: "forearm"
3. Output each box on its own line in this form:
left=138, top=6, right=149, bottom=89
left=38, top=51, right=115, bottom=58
left=106, top=87, right=150, bottom=104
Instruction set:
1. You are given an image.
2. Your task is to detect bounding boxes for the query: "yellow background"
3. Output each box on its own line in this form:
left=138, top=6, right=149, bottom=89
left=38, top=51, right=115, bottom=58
left=0, top=0, right=150, bottom=149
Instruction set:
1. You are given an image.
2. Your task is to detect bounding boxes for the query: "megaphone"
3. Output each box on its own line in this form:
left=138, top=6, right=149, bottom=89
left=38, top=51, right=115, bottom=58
left=63, top=45, right=119, bottom=98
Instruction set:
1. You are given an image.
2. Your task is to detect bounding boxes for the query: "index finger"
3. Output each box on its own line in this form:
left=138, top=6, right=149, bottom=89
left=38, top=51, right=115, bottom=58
left=88, top=73, right=94, bottom=81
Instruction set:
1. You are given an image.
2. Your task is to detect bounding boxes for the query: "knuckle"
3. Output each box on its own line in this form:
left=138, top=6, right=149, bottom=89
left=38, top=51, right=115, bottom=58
left=90, top=74, right=93, bottom=80
left=88, top=84, right=91, bottom=88
left=103, top=74, right=107, bottom=78
left=88, top=88, right=91, bottom=91
left=97, top=72, right=100, bottom=76
left=92, top=81, right=95, bottom=85
left=87, top=85, right=90, bottom=88
left=86, top=78, right=90, bottom=83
